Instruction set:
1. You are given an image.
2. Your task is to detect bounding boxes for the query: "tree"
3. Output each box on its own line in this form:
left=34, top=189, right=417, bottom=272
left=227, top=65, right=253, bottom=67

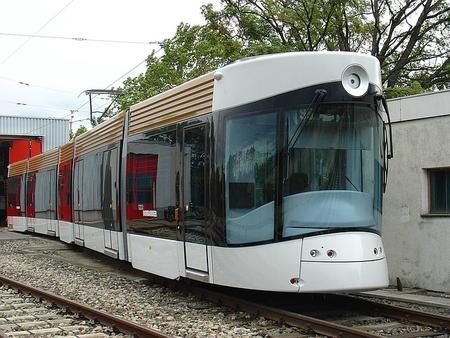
left=384, top=81, right=424, bottom=98
left=368, top=0, right=449, bottom=87
left=118, top=0, right=448, bottom=110
left=117, top=23, right=242, bottom=110
left=70, top=125, right=88, bottom=139
left=203, top=0, right=449, bottom=88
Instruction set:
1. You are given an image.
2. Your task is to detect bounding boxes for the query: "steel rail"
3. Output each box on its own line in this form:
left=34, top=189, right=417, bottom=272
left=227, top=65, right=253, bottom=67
left=0, top=274, right=170, bottom=338
left=190, top=286, right=383, bottom=338
left=344, top=295, right=450, bottom=331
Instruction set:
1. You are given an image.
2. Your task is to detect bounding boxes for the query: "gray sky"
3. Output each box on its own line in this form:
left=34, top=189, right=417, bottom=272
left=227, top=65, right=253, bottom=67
left=0, top=0, right=216, bottom=131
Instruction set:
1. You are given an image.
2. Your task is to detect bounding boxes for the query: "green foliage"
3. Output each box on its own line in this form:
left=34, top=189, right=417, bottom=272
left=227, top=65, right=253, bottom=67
left=384, top=82, right=425, bottom=99
left=117, top=23, right=243, bottom=110
left=70, top=125, right=88, bottom=139
left=117, top=0, right=449, bottom=110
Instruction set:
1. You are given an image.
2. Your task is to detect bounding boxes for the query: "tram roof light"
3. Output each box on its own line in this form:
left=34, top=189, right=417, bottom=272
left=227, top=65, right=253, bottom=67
left=342, top=65, right=369, bottom=97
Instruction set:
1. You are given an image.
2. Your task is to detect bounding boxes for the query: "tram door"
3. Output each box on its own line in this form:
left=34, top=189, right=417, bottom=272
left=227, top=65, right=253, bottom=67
left=73, top=159, right=85, bottom=245
left=102, top=148, right=119, bottom=256
left=181, top=124, right=209, bottom=278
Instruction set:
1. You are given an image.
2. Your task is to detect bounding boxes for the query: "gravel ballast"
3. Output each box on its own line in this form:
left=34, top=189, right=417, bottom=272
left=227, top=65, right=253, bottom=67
left=0, top=236, right=308, bottom=337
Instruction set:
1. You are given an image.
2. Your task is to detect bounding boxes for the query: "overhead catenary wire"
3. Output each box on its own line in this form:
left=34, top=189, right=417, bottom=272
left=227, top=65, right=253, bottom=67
left=0, top=75, right=78, bottom=96
left=0, top=99, right=88, bottom=113
left=0, top=0, right=162, bottom=139
left=0, top=32, right=162, bottom=46
left=21, top=54, right=160, bottom=137
left=0, top=0, right=76, bottom=65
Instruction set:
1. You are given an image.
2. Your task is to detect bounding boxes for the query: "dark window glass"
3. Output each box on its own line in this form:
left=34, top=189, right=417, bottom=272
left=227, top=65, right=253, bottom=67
left=429, top=170, right=450, bottom=213
left=183, top=124, right=207, bottom=244
left=6, top=176, right=21, bottom=215
left=102, top=148, right=119, bottom=230
left=229, top=183, right=255, bottom=209
left=58, top=161, right=72, bottom=222
left=126, top=175, right=134, bottom=202
left=26, top=173, right=36, bottom=218
left=137, top=173, right=152, bottom=190
left=73, top=159, right=84, bottom=224
left=127, top=130, right=177, bottom=239
left=137, top=189, right=153, bottom=203
left=76, top=152, right=103, bottom=227
left=7, top=177, right=19, bottom=205
left=224, top=112, right=277, bottom=244
left=34, top=168, right=56, bottom=220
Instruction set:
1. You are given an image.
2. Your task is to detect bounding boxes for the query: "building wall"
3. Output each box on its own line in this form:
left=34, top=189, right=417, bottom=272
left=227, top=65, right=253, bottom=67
left=0, top=116, right=69, bottom=152
left=384, top=90, right=450, bottom=292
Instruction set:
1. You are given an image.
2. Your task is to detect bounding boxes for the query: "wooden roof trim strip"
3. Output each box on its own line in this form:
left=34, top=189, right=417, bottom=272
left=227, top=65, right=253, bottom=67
left=74, top=115, right=124, bottom=157
left=75, top=111, right=124, bottom=141
left=130, top=72, right=214, bottom=112
left=8, top=160, right=28, bottom=177
left=129, top=94, right=213, bottom=129
left=28, top=148, right=59, bottom=172
left=131, top=81, right=214, bottom=116
left=75, top=120, right=123, bottom=147
left=75, top=130, right=122, bottom=150
left=74, top=132, right=123, bottom=156
left=76, top=121, right=123, bottom=142
left=130, top=106, right=212, bottom=136
left=60, top=145, right=74, bottom=163
left=131, top=90, right=213, bottom=119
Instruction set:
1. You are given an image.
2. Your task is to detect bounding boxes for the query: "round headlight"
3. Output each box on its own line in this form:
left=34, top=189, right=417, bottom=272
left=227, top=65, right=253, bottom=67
left=342, top=65, right=369, bottom=97
left=347, top=73, right=361, bottom=89
left=310, top=249, right=320, bottom=257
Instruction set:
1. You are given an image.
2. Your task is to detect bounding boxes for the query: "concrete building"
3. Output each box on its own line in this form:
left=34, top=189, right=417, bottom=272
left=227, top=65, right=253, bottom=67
left=0, top=115, right=69, bottom=225
left=384, top=89, right=450, bottom=293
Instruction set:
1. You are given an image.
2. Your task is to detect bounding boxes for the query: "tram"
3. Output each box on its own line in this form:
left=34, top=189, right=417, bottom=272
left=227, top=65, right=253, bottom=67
left=7, top=52, right=393, bottom=292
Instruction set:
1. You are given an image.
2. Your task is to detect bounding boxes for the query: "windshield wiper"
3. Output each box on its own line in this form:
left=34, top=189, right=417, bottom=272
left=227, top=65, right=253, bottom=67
left=380, top=95, right=394, bottom=159
left=375, top=94, right=394, bottom=192
left=288, top=89, right=327, bottom=149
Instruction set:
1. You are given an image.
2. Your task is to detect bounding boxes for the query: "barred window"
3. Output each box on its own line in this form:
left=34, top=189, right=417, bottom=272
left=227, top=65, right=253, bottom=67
left=429, top=169, right=450, bottom=214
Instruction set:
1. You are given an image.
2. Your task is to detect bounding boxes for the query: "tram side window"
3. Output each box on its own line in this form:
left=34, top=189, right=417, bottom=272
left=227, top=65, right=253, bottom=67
left=79, top=152, right=103, bottom=227
left=26, top=173, right=36, bottom=218
left=7, top=176, right=21, bottom=213
left=58, top=161, right=72, bottom=222
left=126, top=130, right=177, bottom=239
left=102, top=148, right=119, bottom=230
left=73, top=159, right=83, bottom=224
left=225, top=112, right=277, bottom=244
left=35, top=168, right=56, bottom=220
left=7, top=176, right=19, bottom=206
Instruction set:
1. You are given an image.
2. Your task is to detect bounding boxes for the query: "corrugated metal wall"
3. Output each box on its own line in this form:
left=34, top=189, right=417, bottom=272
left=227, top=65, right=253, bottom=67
left=0, top=115, right=69, bottom=151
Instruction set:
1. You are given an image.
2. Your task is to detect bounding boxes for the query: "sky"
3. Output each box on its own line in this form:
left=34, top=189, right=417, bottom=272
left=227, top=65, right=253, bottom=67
left=0, top=0, right=217, bottom=132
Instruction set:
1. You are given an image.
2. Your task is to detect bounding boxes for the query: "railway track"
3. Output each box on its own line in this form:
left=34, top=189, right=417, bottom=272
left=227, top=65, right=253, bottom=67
left=185, top=285, right=450, bottom=338
left=2, top=236, right=448, bottom=338
left=0, top=274, right=169, bottom=338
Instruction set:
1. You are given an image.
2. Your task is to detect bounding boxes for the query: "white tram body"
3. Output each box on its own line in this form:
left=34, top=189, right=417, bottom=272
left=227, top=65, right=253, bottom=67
left=7, top=52, right=390, bottom=292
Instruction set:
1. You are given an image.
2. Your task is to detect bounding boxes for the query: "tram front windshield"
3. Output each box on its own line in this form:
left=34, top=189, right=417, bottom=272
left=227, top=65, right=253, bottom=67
left=224, top=102, right=384, bottom=244
left=283, top=103, right=383, bottom=238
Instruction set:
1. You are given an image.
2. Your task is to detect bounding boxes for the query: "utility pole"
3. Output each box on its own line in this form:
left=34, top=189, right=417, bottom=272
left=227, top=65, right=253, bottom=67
left=69, top=110, right=77, bottom=138
left=80, top=89, right=121, bottom=126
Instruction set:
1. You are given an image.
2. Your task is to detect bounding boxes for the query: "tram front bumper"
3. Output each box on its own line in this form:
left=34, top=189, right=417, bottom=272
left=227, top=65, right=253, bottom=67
left=297, top=231, right=389, bottom=292
left=298, top=258, right=388, bottom=292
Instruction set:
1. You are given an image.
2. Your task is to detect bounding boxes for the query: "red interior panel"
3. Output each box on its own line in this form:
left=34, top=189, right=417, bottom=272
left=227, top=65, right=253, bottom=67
left=126, top=154, right=158, bottom=221
left=9, top=139, right=42, bottom=164
left=58, top=160, right=72, bottom=222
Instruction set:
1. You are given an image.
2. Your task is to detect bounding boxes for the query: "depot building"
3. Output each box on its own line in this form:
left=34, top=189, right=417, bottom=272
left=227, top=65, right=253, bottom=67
left=383, top=89, right=450, bottom=293
left=0, top=115, right=69, bottom=225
